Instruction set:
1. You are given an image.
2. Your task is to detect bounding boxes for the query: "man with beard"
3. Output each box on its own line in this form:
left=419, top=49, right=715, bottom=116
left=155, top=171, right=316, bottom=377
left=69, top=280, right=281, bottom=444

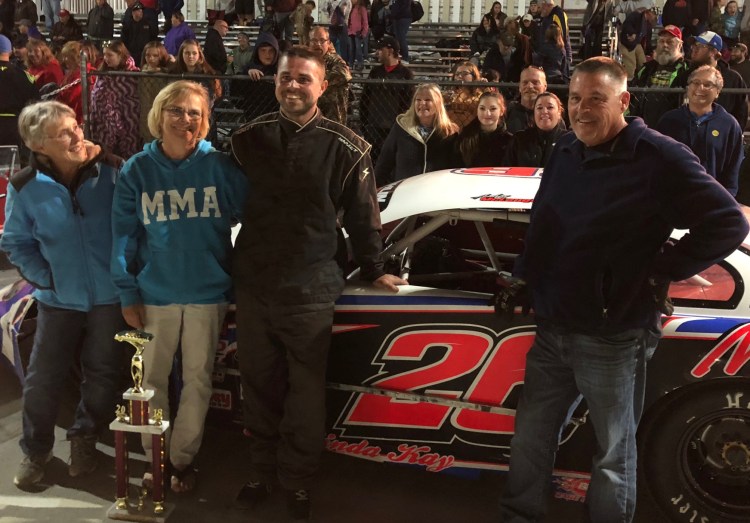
left=690, top=30, right=747, bottom=128
left=729, top=43, right=750, bottom=87
left=633, top=25, right=690, bottom=126
left=309, top=26, right=352, bottom=124
left=506, top=66, right=548, bottom=133
left=230, top=46, right=406, bottom=520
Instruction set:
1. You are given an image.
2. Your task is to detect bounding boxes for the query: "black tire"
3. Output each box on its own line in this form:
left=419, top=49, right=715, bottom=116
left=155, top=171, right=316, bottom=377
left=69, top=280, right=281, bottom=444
left=638, top=381, right=750, bottom=523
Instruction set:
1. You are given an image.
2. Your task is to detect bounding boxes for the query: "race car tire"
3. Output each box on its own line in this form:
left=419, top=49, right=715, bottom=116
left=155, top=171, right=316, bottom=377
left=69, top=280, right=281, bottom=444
left=638, top=380, right=750, bottom=523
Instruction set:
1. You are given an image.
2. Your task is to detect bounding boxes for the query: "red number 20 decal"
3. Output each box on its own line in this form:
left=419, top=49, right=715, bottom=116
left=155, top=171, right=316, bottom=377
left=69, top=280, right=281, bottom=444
left=343, top=329, right=534, bottom=435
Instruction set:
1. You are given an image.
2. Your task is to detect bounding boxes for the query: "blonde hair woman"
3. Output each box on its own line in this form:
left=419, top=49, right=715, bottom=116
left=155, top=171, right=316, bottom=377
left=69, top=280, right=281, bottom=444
left=375, top=83, right=459, bottom=186
left=111, top=80, right=248, bottom=494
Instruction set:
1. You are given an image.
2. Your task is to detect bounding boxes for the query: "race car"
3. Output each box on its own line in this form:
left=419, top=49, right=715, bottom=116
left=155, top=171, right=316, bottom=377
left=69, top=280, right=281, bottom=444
left=2, top=166, right=748, bottom=523
left=320, top=167, right=750, bottom=523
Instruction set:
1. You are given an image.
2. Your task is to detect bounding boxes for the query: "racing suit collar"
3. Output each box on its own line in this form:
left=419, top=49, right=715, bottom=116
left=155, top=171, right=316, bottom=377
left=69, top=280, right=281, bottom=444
left=278, top=107, right=323, bottom=134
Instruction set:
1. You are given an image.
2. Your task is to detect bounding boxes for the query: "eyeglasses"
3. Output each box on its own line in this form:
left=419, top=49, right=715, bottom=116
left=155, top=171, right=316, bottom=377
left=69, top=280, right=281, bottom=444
left=163, top=106, right=202, bottom=120
left=455, top=71, right=474, bottom=77
left=692, top=43, right=712, bottom=51
left=46, top=124, right=84, bottom=143
left=309, top=38, right=329, bottom=45
left=688, top=80, right=719, bottom=90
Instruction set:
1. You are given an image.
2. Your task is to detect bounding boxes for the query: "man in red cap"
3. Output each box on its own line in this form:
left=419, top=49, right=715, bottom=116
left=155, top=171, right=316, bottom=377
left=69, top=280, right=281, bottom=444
left=50, top=9, right=83, bottom=53
left=632, top=24, right=691, bottom=125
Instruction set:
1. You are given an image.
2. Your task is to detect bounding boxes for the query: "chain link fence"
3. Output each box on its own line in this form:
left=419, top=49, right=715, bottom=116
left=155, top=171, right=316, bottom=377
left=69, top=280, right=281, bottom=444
left=77, top=69, right=750, bottom=164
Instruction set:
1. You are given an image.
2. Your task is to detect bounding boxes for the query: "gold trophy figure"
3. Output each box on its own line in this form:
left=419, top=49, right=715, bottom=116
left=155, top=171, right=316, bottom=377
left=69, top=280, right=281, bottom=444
left=108, top=330, right=173, bottom=522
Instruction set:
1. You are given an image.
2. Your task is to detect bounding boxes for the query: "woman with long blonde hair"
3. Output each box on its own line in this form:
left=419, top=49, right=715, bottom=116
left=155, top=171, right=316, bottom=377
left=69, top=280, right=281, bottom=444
left=375, top=83, right=458, bottom=186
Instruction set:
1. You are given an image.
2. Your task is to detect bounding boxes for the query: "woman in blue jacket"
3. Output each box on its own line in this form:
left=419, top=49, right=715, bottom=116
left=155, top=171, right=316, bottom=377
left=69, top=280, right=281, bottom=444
left=3, top=101, right=127, bottom=488
left=111, top=80, right=248, bottom=493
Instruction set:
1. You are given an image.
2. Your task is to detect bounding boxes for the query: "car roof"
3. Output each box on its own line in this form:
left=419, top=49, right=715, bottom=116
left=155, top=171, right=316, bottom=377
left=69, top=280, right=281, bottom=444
left=378, top=167, right=543, bottom=223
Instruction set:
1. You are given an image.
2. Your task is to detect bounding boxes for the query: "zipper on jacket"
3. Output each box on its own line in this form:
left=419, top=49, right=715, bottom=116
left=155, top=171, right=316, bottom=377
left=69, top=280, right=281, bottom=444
left=73, top=185, right=95, bottom=308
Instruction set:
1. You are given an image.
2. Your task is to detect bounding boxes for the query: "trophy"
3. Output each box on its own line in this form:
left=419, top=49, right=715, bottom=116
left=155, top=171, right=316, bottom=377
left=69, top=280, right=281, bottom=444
left=107, top=330, right=173, bottom=522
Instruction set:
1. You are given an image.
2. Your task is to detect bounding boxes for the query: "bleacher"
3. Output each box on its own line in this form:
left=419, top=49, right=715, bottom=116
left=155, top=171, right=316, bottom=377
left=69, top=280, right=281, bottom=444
left=48, top=9, right=590, bottom=81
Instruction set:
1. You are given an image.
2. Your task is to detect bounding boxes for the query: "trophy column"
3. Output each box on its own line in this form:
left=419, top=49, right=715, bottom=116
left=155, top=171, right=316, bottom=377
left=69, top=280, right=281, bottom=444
left=107, top=330, right=174, bottom=522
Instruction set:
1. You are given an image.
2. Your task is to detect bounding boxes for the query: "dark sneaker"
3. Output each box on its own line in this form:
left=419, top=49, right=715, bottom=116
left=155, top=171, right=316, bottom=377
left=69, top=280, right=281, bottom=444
left=286, top=488, right=311, bottom=520
left=14, top=451, right=53, bottom=488
left=68, top=435, right=98, bottom=477
left=235, top=481, right=271, bottom=509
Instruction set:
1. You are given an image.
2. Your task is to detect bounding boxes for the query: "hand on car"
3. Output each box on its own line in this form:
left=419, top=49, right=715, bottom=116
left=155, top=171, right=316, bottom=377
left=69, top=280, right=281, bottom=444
left=491, top=272, right=531, bottom=320
left=373, top=274, right=408, bottom=293
left=122, top=304, right=146, bottom=330
left=649, top=276, right=674, bottom=316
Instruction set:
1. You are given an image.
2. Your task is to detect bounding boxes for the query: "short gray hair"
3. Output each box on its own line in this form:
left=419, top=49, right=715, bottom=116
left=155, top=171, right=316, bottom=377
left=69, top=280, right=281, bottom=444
left=18, top=101, right=76, bottom=150
left=688, top=64, right=724, bottom=91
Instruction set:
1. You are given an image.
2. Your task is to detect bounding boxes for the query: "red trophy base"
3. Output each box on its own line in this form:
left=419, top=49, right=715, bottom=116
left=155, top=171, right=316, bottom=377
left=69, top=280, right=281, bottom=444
left=108, top=389, right=174, bottom=522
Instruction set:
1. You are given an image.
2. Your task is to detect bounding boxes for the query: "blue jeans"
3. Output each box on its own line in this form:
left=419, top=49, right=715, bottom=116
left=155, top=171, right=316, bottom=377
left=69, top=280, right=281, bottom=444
left=350, top=34, right=368, bottom=66
left=392, top=18, right=411, bottom=61
left=20, top=302, right=127, bottom=457
left=274, top=10, right=295, bottom=43
left=41, top=0, right=61, bottom=29
left=330, top=25, right=350, bottom=64
left=499, top=324, right=659, bottom=523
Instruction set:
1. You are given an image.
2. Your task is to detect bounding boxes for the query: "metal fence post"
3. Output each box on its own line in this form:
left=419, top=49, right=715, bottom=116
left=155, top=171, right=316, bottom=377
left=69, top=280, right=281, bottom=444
left=80, top=50, right=90, bottom=140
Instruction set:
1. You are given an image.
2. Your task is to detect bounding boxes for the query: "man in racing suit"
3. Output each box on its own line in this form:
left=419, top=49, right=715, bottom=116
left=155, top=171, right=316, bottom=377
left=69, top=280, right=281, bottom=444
left=497, top=57, right=749, bottom=523
left=230, top=46, right=406, bottom=521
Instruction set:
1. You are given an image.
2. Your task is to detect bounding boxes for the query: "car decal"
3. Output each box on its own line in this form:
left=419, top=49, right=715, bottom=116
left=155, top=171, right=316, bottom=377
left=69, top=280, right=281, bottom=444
left=451, top=167, right=543, bottom=177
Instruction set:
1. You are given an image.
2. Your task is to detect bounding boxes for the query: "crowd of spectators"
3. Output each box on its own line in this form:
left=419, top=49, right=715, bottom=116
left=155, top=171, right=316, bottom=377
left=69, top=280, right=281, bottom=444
left=1, top=0, right=750, bottom=198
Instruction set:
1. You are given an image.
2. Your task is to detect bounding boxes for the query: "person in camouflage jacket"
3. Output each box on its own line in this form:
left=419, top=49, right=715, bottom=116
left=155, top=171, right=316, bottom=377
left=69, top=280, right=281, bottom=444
left=310, top=26, right=352, bottom=124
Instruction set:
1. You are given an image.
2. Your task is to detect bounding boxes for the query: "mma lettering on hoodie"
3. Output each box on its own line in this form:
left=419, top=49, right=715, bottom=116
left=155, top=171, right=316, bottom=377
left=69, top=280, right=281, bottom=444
left=141, top=187, right=222, bottom=224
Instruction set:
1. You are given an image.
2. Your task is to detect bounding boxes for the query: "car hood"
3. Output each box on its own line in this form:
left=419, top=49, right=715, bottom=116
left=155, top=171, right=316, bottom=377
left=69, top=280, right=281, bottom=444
left=378, top=167, right=543, bottom=223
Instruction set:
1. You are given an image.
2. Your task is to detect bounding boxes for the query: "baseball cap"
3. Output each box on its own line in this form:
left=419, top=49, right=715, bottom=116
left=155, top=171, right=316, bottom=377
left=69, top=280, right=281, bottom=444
left=529, top=0, right=538, bottom=5
left=132, top=2, right=144, bottom=10
left=376, top=35, right=400, bottom=56
left=695, top=31, right=723, bottom=51
left=659, top=25, right=682, bottom=40
left=0, top=35, right=11, bottom=54
left=732, top=42, right=748, bottom=54
left=522, top=14, right=533, bottom=22
left=58, top=8, right=70, bottom=16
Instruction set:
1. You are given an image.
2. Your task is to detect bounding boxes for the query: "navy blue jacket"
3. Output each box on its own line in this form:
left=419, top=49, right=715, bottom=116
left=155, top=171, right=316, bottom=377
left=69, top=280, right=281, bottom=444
left=656, top=103, right=744, bottom=196
left=515, top=117, right=748, bottom=334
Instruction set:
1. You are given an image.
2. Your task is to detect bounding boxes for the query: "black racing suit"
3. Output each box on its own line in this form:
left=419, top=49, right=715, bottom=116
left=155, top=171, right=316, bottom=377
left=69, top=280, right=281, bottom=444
left=230, top=109, right=383, bottom=490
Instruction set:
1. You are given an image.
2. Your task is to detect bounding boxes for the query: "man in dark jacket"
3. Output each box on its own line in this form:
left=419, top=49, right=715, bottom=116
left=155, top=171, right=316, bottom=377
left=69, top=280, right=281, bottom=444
left=690, top=30, right=748, bottom=128
left=506, top=66, right=547, bottom=133
left=483, top=32, right=525, bottom=83
left=204, top=18, right=228, bottom=73
left=498, top=57, right=748, bottom=523
left=632, top=25, right=690, bottom=126
left=0, top=34, right=39, bottom=156
left=657, top=65, right=744, bottom=196
left=13, top=0, right=38, bottom=25
left=87, top=0, right=115, bottom=43
left=122, top=3, right=158, bottom=67
left=730, top=43, right=750, bottom=87
left=359, top=35, right=414, bottom=164
left=230, top=46, right=405, bottom=520
left=50, top=9, right=83, bottom=53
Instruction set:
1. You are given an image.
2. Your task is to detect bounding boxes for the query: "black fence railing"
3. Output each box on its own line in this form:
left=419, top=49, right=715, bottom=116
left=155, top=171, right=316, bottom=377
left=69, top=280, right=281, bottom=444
left=78, top=68, right=749, bottom=164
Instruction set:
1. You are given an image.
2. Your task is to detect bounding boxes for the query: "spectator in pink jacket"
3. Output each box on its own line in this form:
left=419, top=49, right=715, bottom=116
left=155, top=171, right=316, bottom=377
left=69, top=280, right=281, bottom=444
left=348, top=0, right=369, bottom=70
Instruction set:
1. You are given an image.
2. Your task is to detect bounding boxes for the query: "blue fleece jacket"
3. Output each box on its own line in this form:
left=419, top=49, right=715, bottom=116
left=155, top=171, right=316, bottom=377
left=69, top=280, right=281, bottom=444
left=516, top=117, right=748, bottom=335
left=1, top=152, right=120, bottom=311
left=656, top=103, right=744, bottom=197
left=111, top=140, right=248, bottom=307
